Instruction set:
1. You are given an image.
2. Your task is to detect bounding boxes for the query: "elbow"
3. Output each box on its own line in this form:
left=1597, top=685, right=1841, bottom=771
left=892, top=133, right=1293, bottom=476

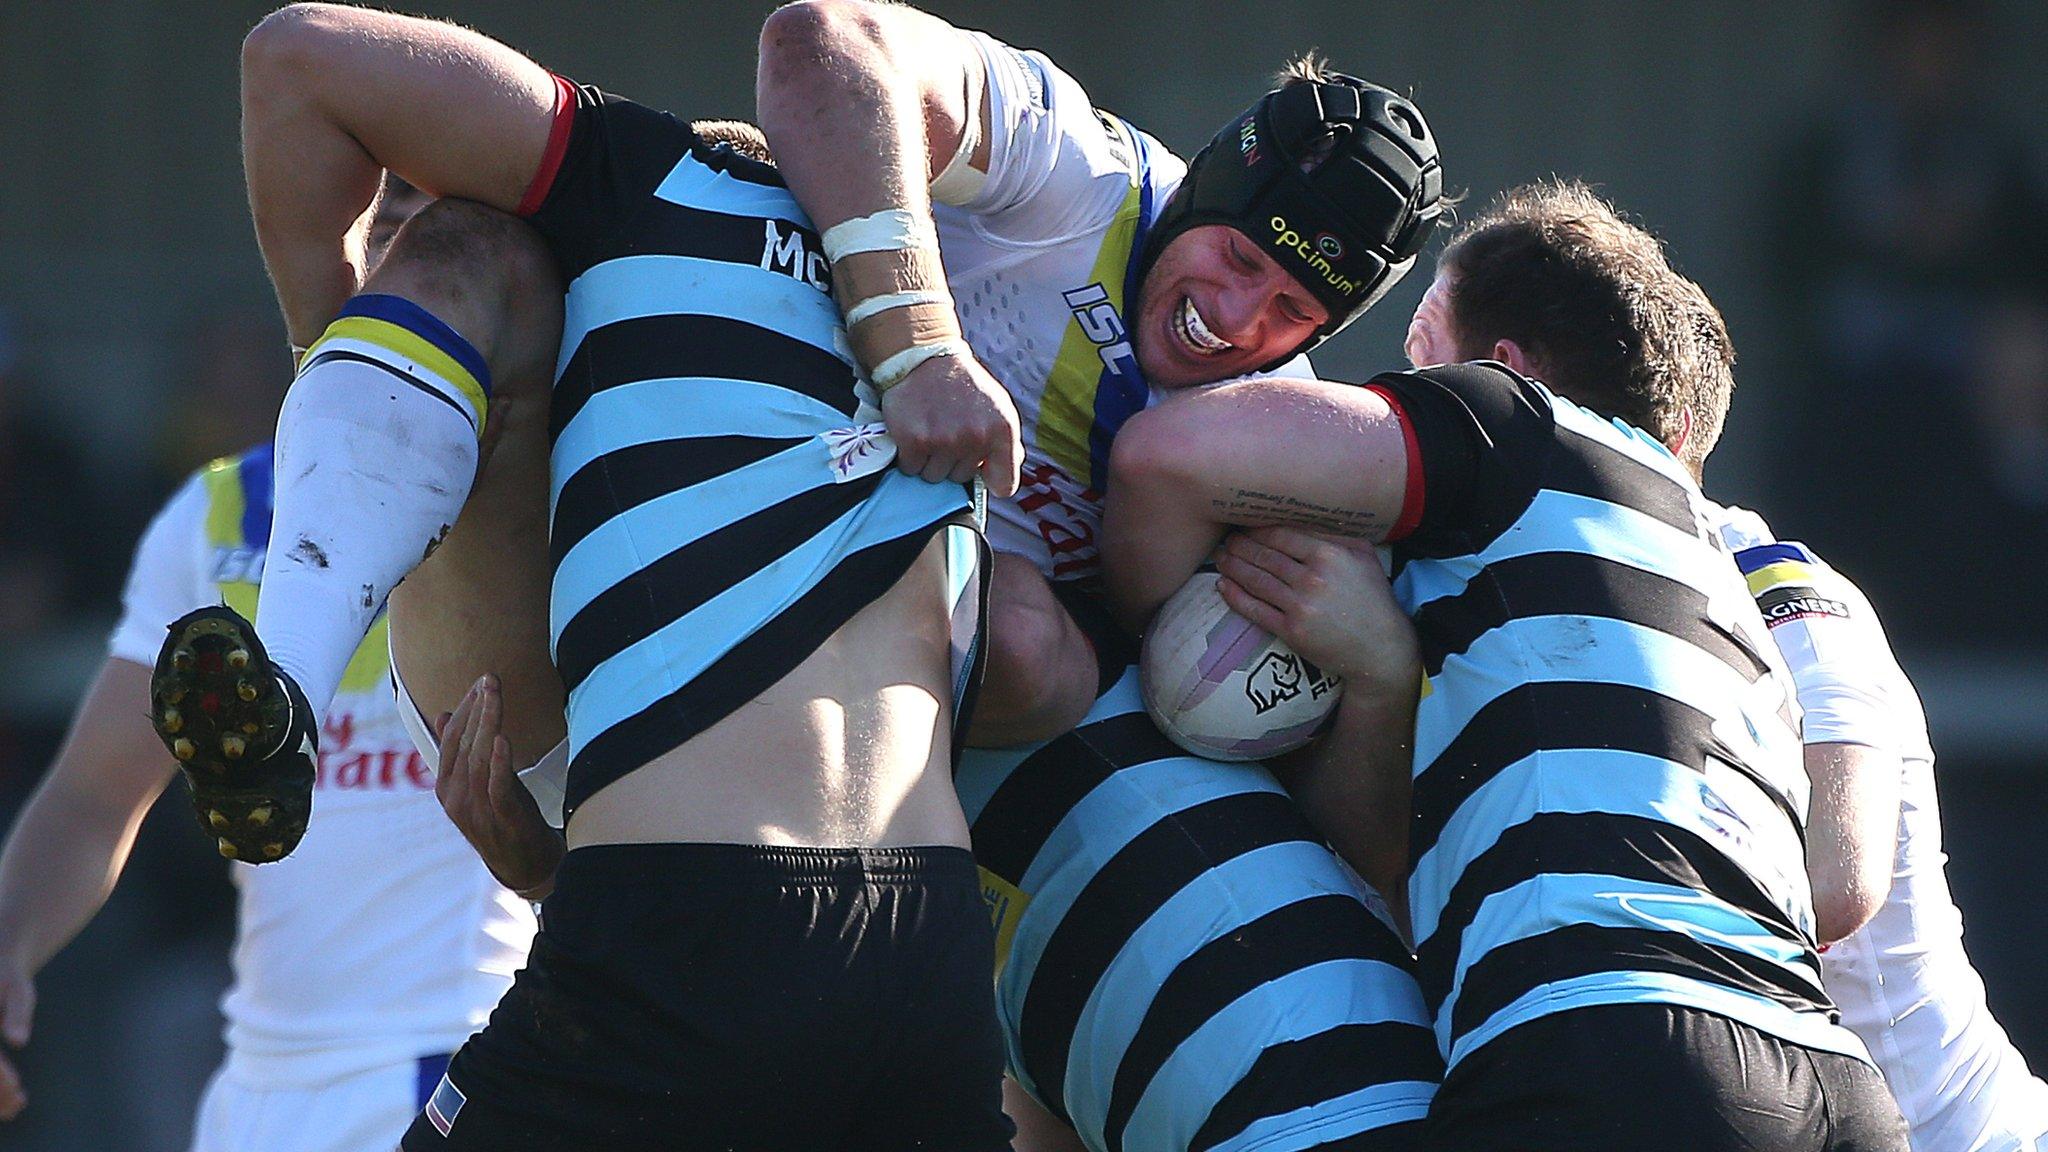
left=1107, top=404, right=1195, bottom=496
left=1810, top=872, right=1887, bottom=946
left=241, top=4, right=342, bottom=105
left=758, top=1, right=889, bottom=96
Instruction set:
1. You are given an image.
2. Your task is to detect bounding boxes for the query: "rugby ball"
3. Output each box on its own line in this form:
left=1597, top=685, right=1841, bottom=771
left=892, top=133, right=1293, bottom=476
left=1139, top=571, right=1343, bottom=761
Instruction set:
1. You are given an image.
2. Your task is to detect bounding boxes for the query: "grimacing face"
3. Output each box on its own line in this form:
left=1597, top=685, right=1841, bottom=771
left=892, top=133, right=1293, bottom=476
left=1131, top=224, right=1331, bottom=387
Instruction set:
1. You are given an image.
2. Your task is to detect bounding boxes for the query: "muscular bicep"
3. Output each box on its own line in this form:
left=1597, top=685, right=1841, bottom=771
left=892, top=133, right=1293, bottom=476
left=1101, top=377, right=1411, bottom=629
left=241, top=4, right=561, bottom=339
left=243, top=4, right=558, bottom=209
left=1804, top=741, right=1902, bottom=945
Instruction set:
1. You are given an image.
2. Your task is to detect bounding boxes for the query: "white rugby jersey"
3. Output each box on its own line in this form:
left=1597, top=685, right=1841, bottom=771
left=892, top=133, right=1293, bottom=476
left=1718, top=505, right=2048, bottom=1152
left=937, top=31, right=1311, bottom=580
left=108, top=446, right=536, bottom=1089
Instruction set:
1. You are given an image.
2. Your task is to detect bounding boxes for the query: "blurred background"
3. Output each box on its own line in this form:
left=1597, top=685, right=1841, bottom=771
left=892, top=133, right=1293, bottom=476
left=2, top=0, right=2043, bottom=1145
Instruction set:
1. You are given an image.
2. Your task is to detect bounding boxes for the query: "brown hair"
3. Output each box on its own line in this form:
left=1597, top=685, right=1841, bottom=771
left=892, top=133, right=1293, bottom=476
left=690, top=119, right=774, bottom=165
left=1273, top=52, right=1334, bottom=88
left=1437, top=179, right=1735, bottom=474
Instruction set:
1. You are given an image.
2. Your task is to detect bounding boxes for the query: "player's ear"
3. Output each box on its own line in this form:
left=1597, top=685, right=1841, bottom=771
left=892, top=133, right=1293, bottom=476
left=1490, top=338, right=1537, bottom=378
left=1669, top=406, right=1693, bottom=459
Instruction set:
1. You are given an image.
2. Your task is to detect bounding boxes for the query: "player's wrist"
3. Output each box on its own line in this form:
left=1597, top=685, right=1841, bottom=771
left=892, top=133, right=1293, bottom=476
left=822, top=208, right=964, bottom=394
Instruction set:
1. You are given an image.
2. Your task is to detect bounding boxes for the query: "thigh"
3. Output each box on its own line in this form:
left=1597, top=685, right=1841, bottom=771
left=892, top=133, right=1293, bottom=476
left=968, top=555, right=1103, bottom=747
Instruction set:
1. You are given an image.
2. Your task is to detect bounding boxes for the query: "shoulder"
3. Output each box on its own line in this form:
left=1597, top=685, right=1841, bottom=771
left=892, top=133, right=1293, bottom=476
left=951, top=30, right=1180, bottom=240
left=1368, top=361, right=1555, bottom=456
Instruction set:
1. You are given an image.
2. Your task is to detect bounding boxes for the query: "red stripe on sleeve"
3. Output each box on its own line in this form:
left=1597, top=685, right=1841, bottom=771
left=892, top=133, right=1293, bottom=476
left=515, top=74, right=578, bottom=218
left=1365, top=384, right=1425, bottom=542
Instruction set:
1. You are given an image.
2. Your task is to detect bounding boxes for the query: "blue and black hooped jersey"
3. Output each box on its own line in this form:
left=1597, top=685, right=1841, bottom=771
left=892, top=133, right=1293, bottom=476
left=1372, top=362, right=1864, bottom=1071
left=959, top=669, right=1440, bottom=1152
left=520, top=82, right=971, bottom=815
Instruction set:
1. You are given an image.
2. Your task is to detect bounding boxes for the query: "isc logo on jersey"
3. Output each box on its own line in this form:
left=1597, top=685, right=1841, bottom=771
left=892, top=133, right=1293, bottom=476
left=1062, top=282, right=1137, bottom=375
left=760, top=219, right=830, bottom=292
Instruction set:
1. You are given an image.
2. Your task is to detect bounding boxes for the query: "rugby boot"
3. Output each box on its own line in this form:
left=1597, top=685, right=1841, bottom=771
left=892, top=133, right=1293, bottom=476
left=149, top=606, right=316, bottom=863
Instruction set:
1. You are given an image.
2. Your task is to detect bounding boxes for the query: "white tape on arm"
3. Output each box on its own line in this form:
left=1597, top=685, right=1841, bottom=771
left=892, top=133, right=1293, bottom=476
left=872, top=339, right=971, bottom=392
left=820, top=208, right=938, bottom=262
left=843, top=289, right=954, bottom=327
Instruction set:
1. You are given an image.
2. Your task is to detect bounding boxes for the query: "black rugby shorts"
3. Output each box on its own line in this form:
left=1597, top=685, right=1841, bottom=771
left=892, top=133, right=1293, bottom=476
left=401, top=843, right=1012, bottom=1152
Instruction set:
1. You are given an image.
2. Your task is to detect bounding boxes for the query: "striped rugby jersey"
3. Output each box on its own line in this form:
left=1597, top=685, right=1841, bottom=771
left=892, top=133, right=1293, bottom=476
left=958, top=669, right=1440, bottom=1152
left=521, top=83, right=972, bottom=814
left=1374, top=362, right=1869, bottom=1071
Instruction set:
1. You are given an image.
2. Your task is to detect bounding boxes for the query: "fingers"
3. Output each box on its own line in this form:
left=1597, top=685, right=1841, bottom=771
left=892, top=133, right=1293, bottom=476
left=893, top=436, right=932, bottom=481
left=1243, top=524, right=1326, bottom=562
left=0, top=1049, right=21, bottom=1121
left=0, top=978, right=31, bottom=1048
left=0, top=977, right=31, bottom=1122
left=1215, top=547, right=1298, bottom=616
left=1217, top=575, right=1287, bottom=637
left=469, top=679, right=501, bottom=777
left=984, top=421, right=1022, bottom=499
left=1224, top=532, right=1309, bottom=587
left=437, top=689, right=478, bottom=789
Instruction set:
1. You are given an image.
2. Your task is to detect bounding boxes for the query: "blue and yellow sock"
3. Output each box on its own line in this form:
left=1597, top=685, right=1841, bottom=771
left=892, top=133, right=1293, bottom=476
left=256, top=294, right=492, bottom=719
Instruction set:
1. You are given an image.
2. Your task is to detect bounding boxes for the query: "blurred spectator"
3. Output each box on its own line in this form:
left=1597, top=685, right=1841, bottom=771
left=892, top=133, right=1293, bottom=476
left=0, top=308, right=113, bottom=803
left=1770, top=0, right=2048, bottom=646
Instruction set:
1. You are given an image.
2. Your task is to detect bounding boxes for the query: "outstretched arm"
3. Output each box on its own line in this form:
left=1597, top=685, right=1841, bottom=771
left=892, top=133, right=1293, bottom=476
left=757, top=1, right=1021, bottom=496
left=0, top=659, right=175, bottom=1120
left=1101, top=376, right=1412, bottom=631
left=240, top=3, right=560, bottom=343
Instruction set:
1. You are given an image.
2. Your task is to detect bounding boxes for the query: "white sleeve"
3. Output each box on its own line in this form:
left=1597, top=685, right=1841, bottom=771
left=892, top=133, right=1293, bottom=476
left=1732, top=535, right=1902, bottom=754
left=948, top=31, right=1143, bottom=242
left=107, top=474, right=215, bottom=666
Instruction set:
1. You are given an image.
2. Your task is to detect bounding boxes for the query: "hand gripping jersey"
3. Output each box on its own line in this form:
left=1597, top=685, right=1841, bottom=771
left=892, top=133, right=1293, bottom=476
left=1372, top=363, right=1870, bottom=1071
left=108, top=446, right=535, bottom=1089
left=1718, top=506, right=2048, bottom=1152
left=519, top=81, right=976, bottom=814
left=959, top=669, right=1439, bottom=1152
left=936, top=32, right=1312, bottom=581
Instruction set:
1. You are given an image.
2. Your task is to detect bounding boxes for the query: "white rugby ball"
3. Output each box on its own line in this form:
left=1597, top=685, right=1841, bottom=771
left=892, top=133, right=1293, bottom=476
left=1139, top=571, right=1343, bottom=761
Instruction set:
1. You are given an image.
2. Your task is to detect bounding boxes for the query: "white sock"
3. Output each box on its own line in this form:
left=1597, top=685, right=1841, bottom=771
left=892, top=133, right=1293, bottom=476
left=257, top=294, right=491, bottom=720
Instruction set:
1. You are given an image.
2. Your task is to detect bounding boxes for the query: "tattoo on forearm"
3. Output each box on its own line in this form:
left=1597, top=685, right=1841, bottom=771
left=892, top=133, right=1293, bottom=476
left=1210, top=488, right=1381, bottom=536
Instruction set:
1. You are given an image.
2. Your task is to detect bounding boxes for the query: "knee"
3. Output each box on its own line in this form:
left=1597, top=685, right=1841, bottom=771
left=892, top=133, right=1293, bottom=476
left=973, top=558, right=1098, bottom=744
left=371, top=198, right=556, bottom=307
left=365, top=198, right=562, bottom=395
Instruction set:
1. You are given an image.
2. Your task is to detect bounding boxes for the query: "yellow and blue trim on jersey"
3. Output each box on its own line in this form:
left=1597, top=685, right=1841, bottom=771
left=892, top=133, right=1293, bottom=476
left=200, top=444, right=391, bottom=692
left=1037, top=115, right=1161, bottom=493
left=300, top=294, right=492, bottom=438
left=1734, top=541, right=1821, bottom=597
